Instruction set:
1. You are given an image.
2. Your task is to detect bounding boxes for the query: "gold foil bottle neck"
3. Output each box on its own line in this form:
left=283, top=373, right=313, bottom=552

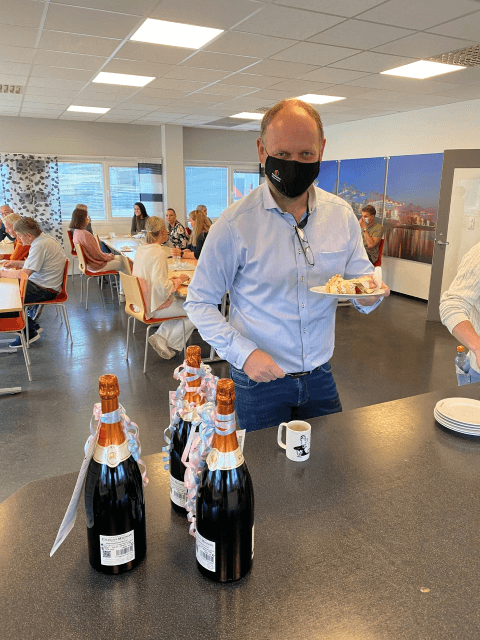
left=216, top=378, right=235, bottom=415
left=99, top=374, right=120, bottom=400
left=186, top=345, right=202, bottom=368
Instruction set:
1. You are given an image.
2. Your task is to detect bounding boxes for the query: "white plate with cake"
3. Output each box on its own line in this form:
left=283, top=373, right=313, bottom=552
left=310, top=272, right=385, bottom=299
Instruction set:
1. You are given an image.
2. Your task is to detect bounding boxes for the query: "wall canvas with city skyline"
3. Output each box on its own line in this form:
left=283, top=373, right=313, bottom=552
left=338, top=157, right=387, bottom=218
left=316, top=160, right=338, bottom=194
left=383, top=153, right=443, bottom=264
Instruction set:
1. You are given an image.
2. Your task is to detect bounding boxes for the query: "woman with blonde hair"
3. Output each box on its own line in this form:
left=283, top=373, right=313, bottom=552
left=172, top=209, right=211, bottom=261
left=133, top=216, right=195, bottom=359
left=0, top=213, right=30, bottom=261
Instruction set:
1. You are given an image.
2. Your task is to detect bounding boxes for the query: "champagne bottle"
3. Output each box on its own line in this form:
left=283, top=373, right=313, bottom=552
left=196, top=379, right=254, bottom=582
left=85, top=374, right=146, bottom=574
left=170, top=345, right=204, bottom=514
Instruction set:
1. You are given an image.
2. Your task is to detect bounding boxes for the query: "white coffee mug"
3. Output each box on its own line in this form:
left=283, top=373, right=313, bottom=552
left=109, top=231, right=116, bottom=239
left=277, top=420, right=311, bottom=461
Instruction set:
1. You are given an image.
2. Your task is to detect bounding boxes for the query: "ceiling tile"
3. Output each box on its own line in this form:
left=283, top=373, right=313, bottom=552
left=250, top=87, right=305, bottom=101
left=70, top=95, right=122, bottom=107
left=120, top=91, right=189, bottom=104
left=34, top=50, right=107, bottom=71
left=27, top=77, right=87, bottom=90
left=163, top=67, right=230, bottom=82
left=219, top=73, right=283, bottom=88
left=0, top=0, right=45, bottom=29
left=299, top=67, right=372, bottom=83
left=359, top=0, right=480, bottom=30
left=179, top=93, right=227, bottom=103
left=0, top=74, right=29, bottom=85
left=149, top=0, right=262, bottom=30
left=30, top=65, right=93, bottom=81
left=0, top=24, right=37, bottom=48
left=146, top=78, right=208, bottom=92
left=0, top=62, right=31, bottom=76
left=272, top=0, right=389, bottom=18
left=49, top=0, right=154, bottom=15
left=169, top=99, right=223, bottom=109
left=246, top=59, right=319, bottom=78
left=427, top=11, right=480, bottom=41
left=346, top=74, right=462, bottom=95
left=308, top=19, right=414, bottom=49
left=103, top=58, right=174, bottom=77
left=22, top=95, right=73, bottom=105
left=43, top=4, right=140, bottom=39
left=25, top=86, right=80, bottom=97
left=318, top=83, right=377, bottom=97
left=373, top=32, right=477, bottom=58
left=114, top=99, right=174, bottom=109
left=430, top=66, right=480, bottom=85
left=267, top=79, right=333, bottom=94
left=329, top=51, right=414, bottom=72
left=81, top=82, right=138, bottom=95
left=272, top=42, right=361, bottom=66
left=205, top=31, right=295, bottom=58
left=180, top=52, right=260, bottom=72
left=196, top=83, right=259, bottom=97
left=113, top=42, right=192, bottom=65
left=432, top=85, right=480, bottom=100
left=216, top=95, right=273, bottom=110
left=0, top=94, right=23, bottom=102
left=38, top=31, right=120, bottom=57
left=0, top=46, right=35, bottom=65
left=233, top=5, right=344, bottom=39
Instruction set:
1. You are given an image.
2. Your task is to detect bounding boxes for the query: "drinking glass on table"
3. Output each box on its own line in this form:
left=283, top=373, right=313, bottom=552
left=172, top=247, right=181, bottom=269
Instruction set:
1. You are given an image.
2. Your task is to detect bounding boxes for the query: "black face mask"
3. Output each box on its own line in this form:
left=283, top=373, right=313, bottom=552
left=265, top=155, right=320, bottom=199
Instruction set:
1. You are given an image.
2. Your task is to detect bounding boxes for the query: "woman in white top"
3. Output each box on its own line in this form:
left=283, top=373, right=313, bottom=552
left=133, top=216, right=195, bottom=359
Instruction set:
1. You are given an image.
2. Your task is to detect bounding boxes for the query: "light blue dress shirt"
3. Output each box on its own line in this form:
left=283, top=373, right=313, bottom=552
left=185, top=182, right=382, bottom=373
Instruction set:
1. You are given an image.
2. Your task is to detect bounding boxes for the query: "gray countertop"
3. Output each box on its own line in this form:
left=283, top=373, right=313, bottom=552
left=2, top=384, right=480, bottom=640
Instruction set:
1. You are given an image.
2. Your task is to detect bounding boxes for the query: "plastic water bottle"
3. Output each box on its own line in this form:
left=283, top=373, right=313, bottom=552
left=455, top=345, right=471, bottom=386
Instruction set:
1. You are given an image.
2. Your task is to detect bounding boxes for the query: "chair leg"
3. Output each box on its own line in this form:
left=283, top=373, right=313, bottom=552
left=86, top=277, right=90, bottom=310
left=126, top=316, right=131, bottom=360
left=80, top=273, right=83, bottom=303
left=19, top=331, right=32, bottom=381
left=25, top=317, right=30, bottom=348
left=144, top=325, right=153, bottom=373
left=61, top=305, right=73, bottom=343
left=108, top=276, right=114, bottom=300
left=133, top=318, right=136, bottom=334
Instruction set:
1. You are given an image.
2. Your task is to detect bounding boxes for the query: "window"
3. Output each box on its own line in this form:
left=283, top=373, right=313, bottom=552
left=185, top=166, right=228, bottom=218
left=57, top=159, right=152, bottom=222
left=109, top=166, right=139, bottom=218
left=185, top=164, right=261, bottom=219
left=58, top=163, right=105, bottom=220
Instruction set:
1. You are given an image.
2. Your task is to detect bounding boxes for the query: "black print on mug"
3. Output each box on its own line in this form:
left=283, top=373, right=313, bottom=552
left=293, top=434, right=309, bottom=457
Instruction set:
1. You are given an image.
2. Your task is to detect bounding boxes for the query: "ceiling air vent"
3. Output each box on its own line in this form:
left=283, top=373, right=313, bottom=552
left=429, top=44, right=480, bottom=67
left=1, top=84, right=22, bottom=94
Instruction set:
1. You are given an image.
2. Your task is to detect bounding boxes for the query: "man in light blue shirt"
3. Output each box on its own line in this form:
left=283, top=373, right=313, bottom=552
left=185, top=98, right=389, bottom=431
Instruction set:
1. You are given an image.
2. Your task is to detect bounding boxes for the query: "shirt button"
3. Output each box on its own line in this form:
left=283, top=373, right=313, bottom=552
left=301, top=303, right=305, bottom=308
left=298, top=249, right=301, bottom=254
left=303, top=328, right=306, bottom=333
left=301, top=277, right=304, bottom=282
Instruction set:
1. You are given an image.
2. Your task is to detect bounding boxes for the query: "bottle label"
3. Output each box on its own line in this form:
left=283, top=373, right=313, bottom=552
left=196, top=530, right=215, bottom=572
left=252, top=523, right=255, bottom=559
left=100, top=530, right=135, bottom=566
left=93, top=440, right=131, bottom=468
left=206, top=447, right=244, bottom=471
left=170, top=475, right=186, bottom=508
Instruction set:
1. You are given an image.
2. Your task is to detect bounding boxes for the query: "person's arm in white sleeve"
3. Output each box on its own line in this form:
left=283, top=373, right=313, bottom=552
left=184, top=217, right=258, bottom=370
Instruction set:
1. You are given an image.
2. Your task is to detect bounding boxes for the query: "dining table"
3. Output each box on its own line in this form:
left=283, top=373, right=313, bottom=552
left=2, top=382, right=480, bottom=639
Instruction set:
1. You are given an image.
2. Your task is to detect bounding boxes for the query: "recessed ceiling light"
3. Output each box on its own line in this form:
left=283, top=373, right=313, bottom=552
left=230, top=112, right=264, bottom=120
left=381, top=60, right=466, bottom=79
left=67, top=105, right=110, bottom=114
left=93, top=72, right=155, bottom=87
left=131, top=18, right=223, bottom=49
left=297, top=94, right=346, bottom=104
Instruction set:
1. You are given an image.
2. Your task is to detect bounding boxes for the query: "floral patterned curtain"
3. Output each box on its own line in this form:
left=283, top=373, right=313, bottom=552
left=0, top=154, right=63, bottom=245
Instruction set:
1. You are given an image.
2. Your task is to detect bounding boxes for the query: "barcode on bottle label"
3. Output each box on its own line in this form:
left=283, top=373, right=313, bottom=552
left=99, top=531, right=135, bottom=566
left=196, top=531, right=215, bottom=572
left=170, top=475, right=186, bottom=508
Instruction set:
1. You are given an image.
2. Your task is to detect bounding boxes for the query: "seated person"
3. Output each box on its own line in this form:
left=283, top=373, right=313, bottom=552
left=0, top=213, right=29, bottom=261
left=360, top=205, right=384, bottom=264
left=133, top=216, right=195, bottom=359
left=70, top=207, right=129, bottom=300
left=131, top=202, right=149, bottom=235
left=1, top=217, right=66, bottom=346
left=172, top=209, right=211, bottom=261
left=196, top=204, right=213, bottom=225
left=166, top=208, right=188, bottom=249
left=76, top=203, right=93, bottom=234
left=0, top=204, right=15, bottom=242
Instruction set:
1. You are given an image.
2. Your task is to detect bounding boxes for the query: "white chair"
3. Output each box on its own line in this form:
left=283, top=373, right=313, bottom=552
left=74, top=242, right=119, bottom=310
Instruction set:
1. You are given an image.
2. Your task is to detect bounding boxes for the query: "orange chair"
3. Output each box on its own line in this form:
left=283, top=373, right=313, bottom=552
left=373, top=238, right=385, bottom=267
left=74, top=242, right=119, bottom=310
left=24, top=259, right=73, bottom=346
left=66, top=229, right=78, bottom=279
left=120, top=272, right=187, bottom=373
left=0, top=272, right=32, bottom=381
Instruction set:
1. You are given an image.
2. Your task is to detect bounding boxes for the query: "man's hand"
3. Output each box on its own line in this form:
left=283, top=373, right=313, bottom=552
left=359, top=218, right=366, bottom=229
left=178, top=273, right=189, bottom=283
left=171, top=248, right=181, bottom=257
left=4, top=260, right=23, bottom=268
left=356, top=280, right=390, bottom=306
left=243, top=349, right=286, bottom=383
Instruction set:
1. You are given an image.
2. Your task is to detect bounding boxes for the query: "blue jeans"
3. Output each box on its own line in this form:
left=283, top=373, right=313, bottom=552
left=230, top=362, right=342, bottom=432
left=457, top=367, right=480, bottom=386
left=23, top=281, right=57, bottom=331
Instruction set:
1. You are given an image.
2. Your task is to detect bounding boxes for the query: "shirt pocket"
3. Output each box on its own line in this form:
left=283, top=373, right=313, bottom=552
left=314, top=249, right=348, bottom=284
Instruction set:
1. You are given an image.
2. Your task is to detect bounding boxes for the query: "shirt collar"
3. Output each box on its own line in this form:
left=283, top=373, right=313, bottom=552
left=262, top=181, right=318, bottom=217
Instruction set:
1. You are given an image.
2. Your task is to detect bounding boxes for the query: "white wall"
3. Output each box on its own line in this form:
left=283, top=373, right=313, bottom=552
left=183, top=127, right=259, bottom=163
left=323, top=99, right=480, bottom=299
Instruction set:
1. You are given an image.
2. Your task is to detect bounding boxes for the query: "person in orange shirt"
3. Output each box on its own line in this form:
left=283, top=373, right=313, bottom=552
left=0, top=213, right=29, bottom=261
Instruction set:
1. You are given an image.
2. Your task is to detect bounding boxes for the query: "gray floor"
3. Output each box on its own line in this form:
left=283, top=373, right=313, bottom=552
left=0, top=277, right=459, bottom=503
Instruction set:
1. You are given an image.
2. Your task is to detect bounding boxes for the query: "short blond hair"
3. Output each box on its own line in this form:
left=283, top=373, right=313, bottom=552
left=3, top=213, right=21, bottom=227
left=145, top=216, right=166, bottom=244
left=260, top=98, right=324, bottom=145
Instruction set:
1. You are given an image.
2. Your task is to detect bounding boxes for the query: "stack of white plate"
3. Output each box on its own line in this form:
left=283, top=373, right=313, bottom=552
left=434, top=397, right=480, bottom=435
